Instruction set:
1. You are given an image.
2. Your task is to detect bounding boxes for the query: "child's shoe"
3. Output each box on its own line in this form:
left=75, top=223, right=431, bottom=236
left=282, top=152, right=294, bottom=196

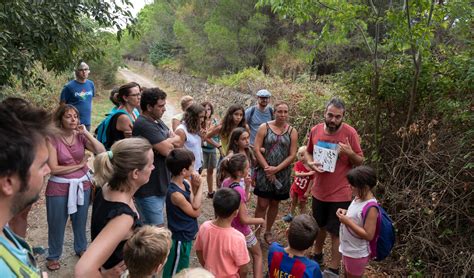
left=282, top=213, right=293, bottom=222
left=322, top=268, right=339, bottom=278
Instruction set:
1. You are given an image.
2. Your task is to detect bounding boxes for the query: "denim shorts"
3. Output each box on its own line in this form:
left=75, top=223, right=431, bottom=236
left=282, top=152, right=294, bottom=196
left=134, top=195, right=166, bottom=226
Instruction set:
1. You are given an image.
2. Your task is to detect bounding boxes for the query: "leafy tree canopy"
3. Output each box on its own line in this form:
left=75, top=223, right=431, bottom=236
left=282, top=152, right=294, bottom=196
left=0, top=0, right=136, bottom=86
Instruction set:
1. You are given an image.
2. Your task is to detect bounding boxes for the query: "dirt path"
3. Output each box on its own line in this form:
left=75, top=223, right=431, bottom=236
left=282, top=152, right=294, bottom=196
left=25, top=66, right=314, bottom=277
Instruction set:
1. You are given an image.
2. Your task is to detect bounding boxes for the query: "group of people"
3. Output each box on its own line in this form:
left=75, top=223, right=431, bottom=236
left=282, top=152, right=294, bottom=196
left=0, top=61, right=384, bottom=278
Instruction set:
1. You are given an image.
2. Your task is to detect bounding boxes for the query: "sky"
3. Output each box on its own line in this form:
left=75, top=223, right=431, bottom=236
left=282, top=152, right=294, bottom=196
left=129, top=0, right=150, bottom=17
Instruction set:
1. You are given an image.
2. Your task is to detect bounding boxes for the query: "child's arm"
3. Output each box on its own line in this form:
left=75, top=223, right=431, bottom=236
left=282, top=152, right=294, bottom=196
left=336, top=207, right=378, bottom=241
left=171, top=191, right=201, bottom=218
left=294, top=170, right=316, bottom=177
left=189, top=172, right=203, bottom=210
left=304, top=180, right=314, bottom=198
left=196, top=250, right=205, bottom=267
left=238, top=202, right=265, bottom=226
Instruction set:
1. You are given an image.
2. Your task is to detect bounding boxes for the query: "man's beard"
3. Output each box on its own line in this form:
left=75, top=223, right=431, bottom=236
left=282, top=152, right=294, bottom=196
left=11, top=190, right=40, bottom=217
left=325, top=119, right=342, bottom=132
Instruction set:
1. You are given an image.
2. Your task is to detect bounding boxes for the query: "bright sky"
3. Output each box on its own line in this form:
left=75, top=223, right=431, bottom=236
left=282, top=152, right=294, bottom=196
left=129, top=0, right=150, bottom=17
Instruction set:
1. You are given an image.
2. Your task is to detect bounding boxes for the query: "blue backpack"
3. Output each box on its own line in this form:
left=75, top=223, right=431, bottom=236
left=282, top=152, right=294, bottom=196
left=361, top=201, right=396, bottom=261
left=94, top=109, right=130, bottom=150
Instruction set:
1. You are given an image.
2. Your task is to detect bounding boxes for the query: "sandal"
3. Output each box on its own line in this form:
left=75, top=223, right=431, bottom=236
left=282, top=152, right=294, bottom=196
left=263, top=231, right=275, bottom=245
left=207, top=191, right=215, bottom=199
left=46, top=260, right=60, bottom=271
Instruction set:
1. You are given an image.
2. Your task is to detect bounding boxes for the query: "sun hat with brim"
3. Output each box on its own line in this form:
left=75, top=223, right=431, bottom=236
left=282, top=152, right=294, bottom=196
left=256, top=89, right=271, bottom=97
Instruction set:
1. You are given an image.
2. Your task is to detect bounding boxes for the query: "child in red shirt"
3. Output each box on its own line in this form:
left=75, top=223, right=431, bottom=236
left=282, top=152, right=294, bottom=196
left=283, top=146, right=316, bottom=222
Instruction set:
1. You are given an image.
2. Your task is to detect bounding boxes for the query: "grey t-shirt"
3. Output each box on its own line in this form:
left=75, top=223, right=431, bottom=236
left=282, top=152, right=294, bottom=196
left=245, top=105, right=273, bottom=145
left=132, top=115, right=170, bottom=197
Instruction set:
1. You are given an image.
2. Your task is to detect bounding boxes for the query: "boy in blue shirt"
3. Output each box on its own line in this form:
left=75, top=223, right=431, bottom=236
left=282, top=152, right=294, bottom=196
left=268, top=214, right=322, bottom=278
left=163, top=148, right=203, bottom=277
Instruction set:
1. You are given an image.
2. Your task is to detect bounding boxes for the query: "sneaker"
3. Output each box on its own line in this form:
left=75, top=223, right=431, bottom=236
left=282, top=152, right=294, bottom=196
left=322, top=269, right=339, bottom=278
left=282, top=214, right=293, bottom=222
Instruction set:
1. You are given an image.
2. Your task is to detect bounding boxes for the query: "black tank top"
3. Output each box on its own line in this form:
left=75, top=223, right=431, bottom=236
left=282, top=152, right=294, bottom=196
left=91, top=188, right=141, bottom=269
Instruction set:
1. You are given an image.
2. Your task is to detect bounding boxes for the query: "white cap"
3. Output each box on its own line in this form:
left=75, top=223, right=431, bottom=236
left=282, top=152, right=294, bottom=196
left=256, top=89, right=271, bottom=97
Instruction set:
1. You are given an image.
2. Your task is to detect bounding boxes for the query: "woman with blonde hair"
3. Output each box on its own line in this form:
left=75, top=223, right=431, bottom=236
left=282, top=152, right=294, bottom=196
left=45, top=104, right=105, bottom=271
left=75, top=138, right=154, bottom=277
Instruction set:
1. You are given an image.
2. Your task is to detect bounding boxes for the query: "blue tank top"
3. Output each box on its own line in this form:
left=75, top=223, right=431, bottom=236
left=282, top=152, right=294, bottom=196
left=166, top=181, right=198, bottom=241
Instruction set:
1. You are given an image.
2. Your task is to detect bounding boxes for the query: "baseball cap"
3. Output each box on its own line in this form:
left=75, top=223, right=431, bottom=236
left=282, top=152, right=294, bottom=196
left=256, top=89, right=271, bottom=97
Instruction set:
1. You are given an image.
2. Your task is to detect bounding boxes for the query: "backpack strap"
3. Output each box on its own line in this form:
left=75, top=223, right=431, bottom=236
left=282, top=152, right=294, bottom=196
left=0, top=231, right=40, bottom=277
left=345, top=201, right=380, bottom=239
left=269, top=106, right=274, bottom=120
left=248, top=106, right=256, bottom=127
left=229, top=182, right=240, bottom=189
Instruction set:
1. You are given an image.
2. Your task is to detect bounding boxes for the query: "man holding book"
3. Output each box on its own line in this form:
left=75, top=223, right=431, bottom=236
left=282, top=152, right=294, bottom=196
left=306, top=97, right=364, bottom=277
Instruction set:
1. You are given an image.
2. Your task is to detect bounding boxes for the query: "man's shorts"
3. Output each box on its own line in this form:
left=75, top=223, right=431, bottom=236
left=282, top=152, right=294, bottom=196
left=202, top=150, right=217, bottom=169
left=312, top=197, right=351, bottom=236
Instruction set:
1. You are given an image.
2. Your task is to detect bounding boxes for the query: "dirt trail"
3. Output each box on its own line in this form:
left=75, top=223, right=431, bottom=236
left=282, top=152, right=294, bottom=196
left=26, top=67, right=218, bottom=277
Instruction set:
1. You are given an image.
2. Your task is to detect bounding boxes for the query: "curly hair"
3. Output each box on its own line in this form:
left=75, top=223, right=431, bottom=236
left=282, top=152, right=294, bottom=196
left=182, top=104, right=205, bottom=134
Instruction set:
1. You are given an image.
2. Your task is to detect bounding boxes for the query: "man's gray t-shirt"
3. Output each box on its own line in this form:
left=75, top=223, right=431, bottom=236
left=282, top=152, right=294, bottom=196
left=132, top=115, right=170, bottom=197
left=245, top=105, right=273, bottom=145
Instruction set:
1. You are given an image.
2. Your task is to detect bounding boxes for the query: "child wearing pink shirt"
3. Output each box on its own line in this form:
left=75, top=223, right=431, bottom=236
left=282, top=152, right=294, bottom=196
left=195, top=188, right=250, bottom=277
left=221, top=153, right=265, bottom=278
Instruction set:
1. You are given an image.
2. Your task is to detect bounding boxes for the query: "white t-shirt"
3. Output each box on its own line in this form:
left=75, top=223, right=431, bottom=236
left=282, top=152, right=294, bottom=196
left=339, top=197, right=377, bottom=258
left=177, top=123, right=203, bottom=171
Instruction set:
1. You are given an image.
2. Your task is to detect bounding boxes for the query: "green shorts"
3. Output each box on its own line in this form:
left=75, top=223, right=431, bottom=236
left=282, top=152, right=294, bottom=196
left=162, top=239, right=192, bottom=277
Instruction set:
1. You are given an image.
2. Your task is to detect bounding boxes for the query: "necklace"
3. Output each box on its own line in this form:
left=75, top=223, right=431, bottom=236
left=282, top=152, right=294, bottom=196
left=61, top=134, right=75, bottom=147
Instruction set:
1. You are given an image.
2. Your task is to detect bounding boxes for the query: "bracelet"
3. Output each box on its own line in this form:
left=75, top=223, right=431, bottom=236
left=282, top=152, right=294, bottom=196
left=217, top=145, right=222, bottom=149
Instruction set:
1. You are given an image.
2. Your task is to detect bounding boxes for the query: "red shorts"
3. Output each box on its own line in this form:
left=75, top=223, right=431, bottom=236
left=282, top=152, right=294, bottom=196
left=290, top=185, right=308, bottom=203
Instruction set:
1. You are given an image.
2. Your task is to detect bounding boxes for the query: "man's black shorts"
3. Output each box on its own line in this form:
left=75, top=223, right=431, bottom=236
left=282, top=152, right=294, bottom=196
left=312, top=197, right=351, bottom=236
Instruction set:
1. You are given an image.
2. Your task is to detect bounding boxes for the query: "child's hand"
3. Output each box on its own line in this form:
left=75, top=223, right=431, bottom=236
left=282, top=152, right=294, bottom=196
left=307, top=170, right=316, bottom=176
left=190, top=172, right=202, bottom=191
left=244, top=175, right=252, bottom=187
left=304, top=190, right=311, bottom=198
left=336, top=208, right=348, bottom=223
left=309, top=161, right=324, bottom=173
left=257, top=218, right=265, bottom=225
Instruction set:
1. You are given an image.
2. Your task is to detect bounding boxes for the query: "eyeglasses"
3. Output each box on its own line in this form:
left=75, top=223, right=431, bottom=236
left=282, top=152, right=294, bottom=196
left=77, top=69, right=90, bottom=72
left=258, top=97, right=269, bottom=100
left=128, top=93, right=141, bottom=97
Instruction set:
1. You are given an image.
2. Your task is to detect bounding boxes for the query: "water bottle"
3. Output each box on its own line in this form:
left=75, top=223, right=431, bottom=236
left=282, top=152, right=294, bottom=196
left=274, top=179, right=283, bottom=190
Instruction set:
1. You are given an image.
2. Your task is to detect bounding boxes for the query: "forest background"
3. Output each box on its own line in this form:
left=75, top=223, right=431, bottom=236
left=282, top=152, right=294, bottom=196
left=0, top=0, right=472, bottom=276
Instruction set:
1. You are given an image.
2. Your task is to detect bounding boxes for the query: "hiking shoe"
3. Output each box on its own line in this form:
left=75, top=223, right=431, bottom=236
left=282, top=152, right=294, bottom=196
left=322, top=269, right=339, bottom=278
left=282, top=214, right=293, bottom=222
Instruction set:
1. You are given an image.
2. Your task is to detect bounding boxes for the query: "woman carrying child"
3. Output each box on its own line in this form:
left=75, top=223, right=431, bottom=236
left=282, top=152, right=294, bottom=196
left=221, top=153, right=265, bottom=278
left=253, top=101, right=298, bottom=244
left=336, top=166, right=379, bottom=278
left=75, top=138, right=154, bottom=277
left=282, top=146, right=316, bottom=222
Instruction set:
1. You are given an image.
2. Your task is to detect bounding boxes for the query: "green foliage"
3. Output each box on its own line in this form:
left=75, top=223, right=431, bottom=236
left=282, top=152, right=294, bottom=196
left=88, top=32, right=124, bottom=88
left=149, top=42, right=176, bottom=66
left=0, top=0, right=136, bottom=87
left=0, top=64, right=68, bottom=109
left=209, top=68, right=265, bottom=88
